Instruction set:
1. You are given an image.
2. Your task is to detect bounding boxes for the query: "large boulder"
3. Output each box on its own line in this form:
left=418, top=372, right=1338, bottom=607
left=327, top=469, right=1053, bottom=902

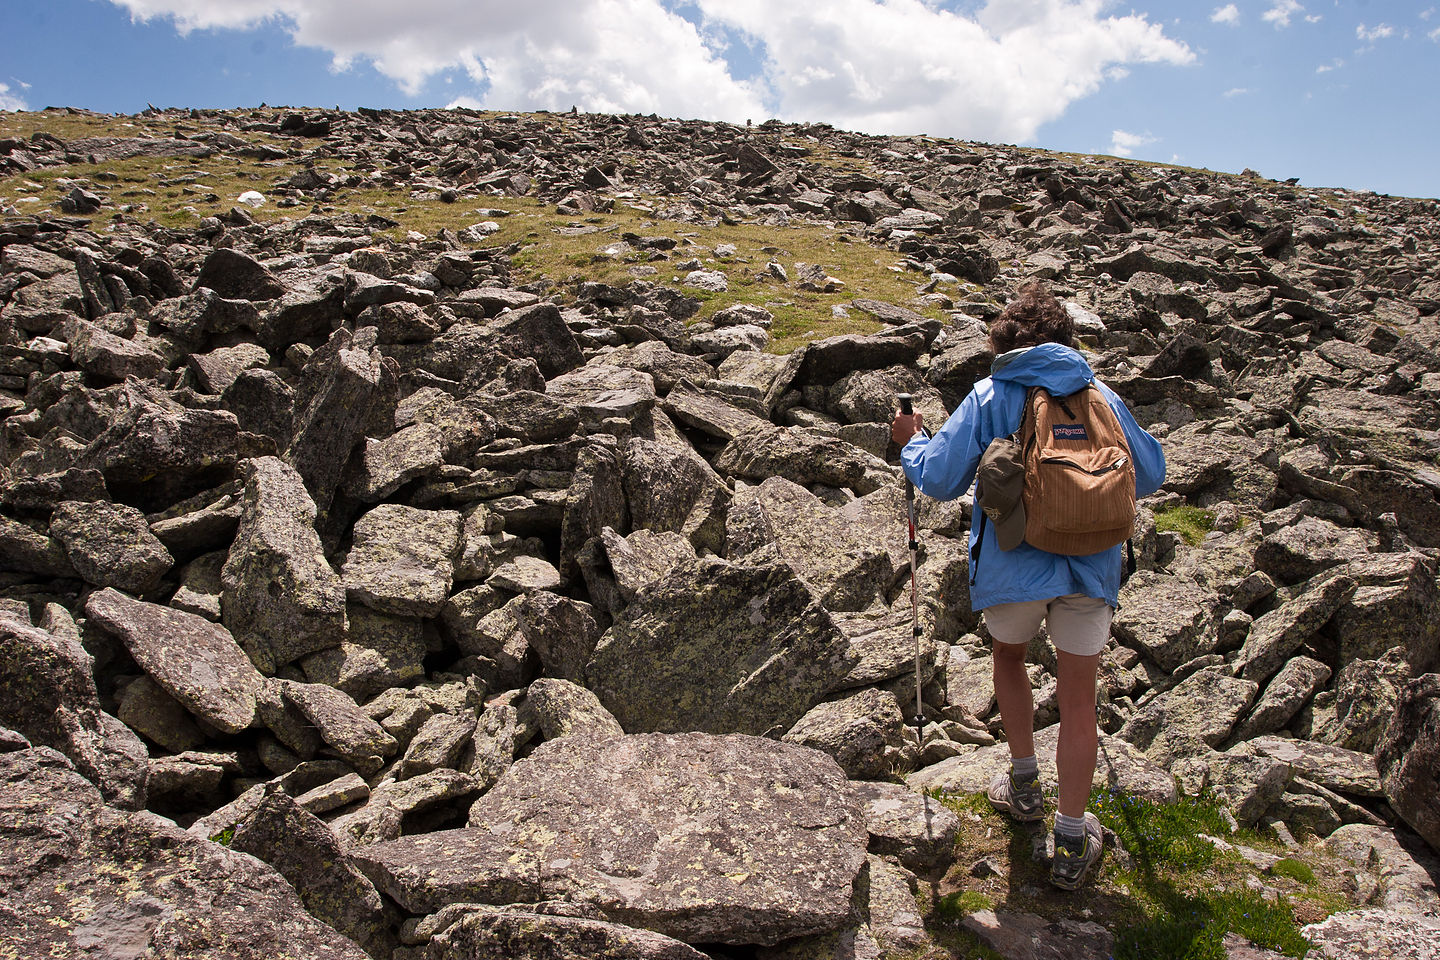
left=418, top=907, right=710, bottom=959
left=48, top=499, right=173, bottom=593
left=1375, top=673, right=1440, bottom=855
left=84, top=588, right=264, bottom=735
left=355, top=733, right=868, bottom=946
left=341, top=504, right=462, bottom=618
left=0, top=747, right=367, bottom=959
left=622, top=435, right=730, bottom=552
left=222, top=457, right=347, bottom=673
left=1119, top=666, right=1258, bottom=763
left=726, top=476, right=897, bottom=612
left=1113, top=571, right=1222, bottom=671
left=77, top=380, right=238, bottom=511
left=586, top=557, right=858, bottom=736
left=0, top=615, right=148, bottom=809
left=714, top=425, right=890, bottom=492
left=487, top=302, right=584, bottom=379
left=782, top=687, right=908, bottom=780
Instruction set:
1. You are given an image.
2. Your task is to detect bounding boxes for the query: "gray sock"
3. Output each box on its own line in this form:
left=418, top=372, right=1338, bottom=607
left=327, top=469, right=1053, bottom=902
left=1054, top=811, right=1086, bottom=840
left=1011, top=755, right=1039, bottom=780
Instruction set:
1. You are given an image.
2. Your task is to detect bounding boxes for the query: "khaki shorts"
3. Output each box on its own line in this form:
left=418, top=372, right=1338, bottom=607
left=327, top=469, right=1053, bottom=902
left=983, top=594, right=1114, bottom=658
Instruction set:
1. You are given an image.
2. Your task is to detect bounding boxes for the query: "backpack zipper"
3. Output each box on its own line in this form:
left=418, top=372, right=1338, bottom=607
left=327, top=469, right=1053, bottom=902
left=1040, top=455, right=1130, bottom=475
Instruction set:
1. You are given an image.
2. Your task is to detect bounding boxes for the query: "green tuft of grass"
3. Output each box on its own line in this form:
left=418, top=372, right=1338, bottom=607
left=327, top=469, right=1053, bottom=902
left=1113, top=889, right=1311, bottom=960
left=934, top=889, right=995, bottom=921
left=210, top=826, right=235, bottom=846
left=1154, top=505, right=1216, bottom=546
left=1091, top=788, right=1229, bottom=872
left=1270, top=858, right=1317, bottom=885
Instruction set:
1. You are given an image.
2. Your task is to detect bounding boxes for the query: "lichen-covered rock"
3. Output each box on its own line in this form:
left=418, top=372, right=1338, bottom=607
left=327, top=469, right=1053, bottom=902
left=1330, top=651, right=1411, bottom=752
left=1232, top=656, right=1331, bottom=742
left=85, top=587, right=264, bottom=735
left=782, top=687, right=907, bottom=780
left=908, top=722, right=1176, bottom=803
left=230, top=786, right=397, bottom=957
left=300, top=605, right=426, bottom=702
left=1323, top=824, right=1440, bottom=914
left=0, top=615, right=148, bottom=809
left=1323, top=554, right=1440, bottom=671
left=422, top=907, right=711, bottom=960
left=1301, top=910, right=1440, bottom=960
left=342, top=504, right=462, bottom=618
left=849, top=781, right=961, bottom=879
left=1235, top=574, right=1356, bottom=683
left=280, top=680, right=398, bottom=775
left=1204, top=748, right=1293, bottom=826
left=1120, top=666, right=1258, bottom=763
left=195, top=247, right=288, bottom=301
left=1113, top=571, right=1221, bottom=671
left=357, top=733, right=868, bottom=946
left=586, top=557, right=858, bottom=736
left=222, top=456, right=347, bottom=673
left=343, top=422, right=445, bottom=502
left=48, top=499, right=173, bottom=593
left=65, top=317, right=167, bottom=382
left=1375, top=673, right=1440, bottom=855
left=0, top=747, right=369, bottom=960
left=622, top=435, right=730, bottom=552
left=77, top=379, right=238, bottom=510
left=117, top=675, right=205, bottom=753
left=286, top=327, right=396, bottom=515
left=727, top=477, right=896, bottom=612
left=559, top=435, right=627, bottom=582
left=962, top=909, right=1115, bottom=960
left=714, top=425, right=887, bottom=492
left=396, top=710, right=477, bottom=780
left=1254, top=516, right=1378, bottom=584
left=528, top=677, right=624, bottom=741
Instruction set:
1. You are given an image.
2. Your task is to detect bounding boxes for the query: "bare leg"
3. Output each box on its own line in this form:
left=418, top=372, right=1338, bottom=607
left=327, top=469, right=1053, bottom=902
left=991, top=640, right=1034, bottom=760
left=1055, top=649, right=1101, bottom=819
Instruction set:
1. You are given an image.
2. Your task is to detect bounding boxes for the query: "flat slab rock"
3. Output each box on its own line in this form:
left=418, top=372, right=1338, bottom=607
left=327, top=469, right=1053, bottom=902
left=1301, top=909, right=1440, bottom=960
left=0, top=746, right=367, bottom=960
left=355, top=732, right=868, bottom=947
left=905, top=722, right=1177, bottom=803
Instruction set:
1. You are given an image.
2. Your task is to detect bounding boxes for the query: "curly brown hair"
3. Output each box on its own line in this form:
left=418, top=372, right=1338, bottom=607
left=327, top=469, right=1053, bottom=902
left=989, top=282, right=1074, bottom=354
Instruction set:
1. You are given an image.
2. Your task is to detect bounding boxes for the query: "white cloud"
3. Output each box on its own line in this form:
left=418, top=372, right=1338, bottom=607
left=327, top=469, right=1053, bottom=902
left=0, top=81, right=28, bottom=112
left=103, top=0, right=1194, bottom=144
left=1422, top=7, right=1436, bottom=20
left=1110, top=129, right=1156, bottom=157
left=1223, top=86, right=1249, bottom=97
left=1211, top=4, right=1240, bottom=25
left=1356, top=23, right=1394, bottom=42
left=1432, top=26, right=1440, bottom=41
left=1262, top=1, right=1304, bottom=27
left=1315, top=58, right=1344, bottom=72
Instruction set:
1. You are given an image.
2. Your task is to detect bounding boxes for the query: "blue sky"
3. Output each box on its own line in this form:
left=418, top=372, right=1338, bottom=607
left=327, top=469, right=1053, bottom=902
left=2, top=0, right=1437, bottom=199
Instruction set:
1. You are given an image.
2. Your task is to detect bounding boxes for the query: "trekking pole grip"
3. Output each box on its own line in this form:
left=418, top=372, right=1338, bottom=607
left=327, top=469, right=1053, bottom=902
left=898, top=393, right=913, bottom=416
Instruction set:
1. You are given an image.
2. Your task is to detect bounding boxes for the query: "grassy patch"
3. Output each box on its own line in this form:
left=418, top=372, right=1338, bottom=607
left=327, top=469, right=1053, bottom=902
left=1270, top=858, right=1317, bottom=885
left=1154, top=505, right=1215, bottom=546
left=209, top=826, right=235, bottom=846
left=933, top=889, right=995, bottom=921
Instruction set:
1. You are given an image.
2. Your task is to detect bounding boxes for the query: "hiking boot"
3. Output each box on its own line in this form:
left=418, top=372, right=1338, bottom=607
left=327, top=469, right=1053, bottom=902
left=987, top=768, right=1045, bottom=822
left=1050, top=812, right=1103, bottom=891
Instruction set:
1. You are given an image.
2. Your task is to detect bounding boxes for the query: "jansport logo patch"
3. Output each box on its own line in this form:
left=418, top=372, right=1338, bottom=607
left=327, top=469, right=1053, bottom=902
left=1053, top=424, right=1089, bottom=441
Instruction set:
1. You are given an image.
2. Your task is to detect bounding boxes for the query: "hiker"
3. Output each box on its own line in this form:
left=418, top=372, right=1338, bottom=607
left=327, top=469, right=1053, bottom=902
left=891, top=282, right=1166, bottom=890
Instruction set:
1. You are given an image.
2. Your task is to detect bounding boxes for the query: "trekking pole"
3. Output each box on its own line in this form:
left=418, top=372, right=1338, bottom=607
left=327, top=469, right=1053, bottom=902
left=898, top=393, right=925, bottom=729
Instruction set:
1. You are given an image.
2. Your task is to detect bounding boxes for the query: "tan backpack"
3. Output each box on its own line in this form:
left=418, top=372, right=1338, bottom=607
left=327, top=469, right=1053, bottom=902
left=1018, top=385, right=1136, bottom=555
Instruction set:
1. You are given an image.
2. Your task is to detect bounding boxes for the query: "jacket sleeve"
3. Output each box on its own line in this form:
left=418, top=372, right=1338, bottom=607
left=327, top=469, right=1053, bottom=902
left=900, top=389, right=986, bottom=502
left=1095, top=380, right=1167, bottom=498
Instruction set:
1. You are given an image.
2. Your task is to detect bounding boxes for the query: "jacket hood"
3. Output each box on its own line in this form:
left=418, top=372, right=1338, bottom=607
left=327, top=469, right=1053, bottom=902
left=990, top=343, right=1095, bottom=395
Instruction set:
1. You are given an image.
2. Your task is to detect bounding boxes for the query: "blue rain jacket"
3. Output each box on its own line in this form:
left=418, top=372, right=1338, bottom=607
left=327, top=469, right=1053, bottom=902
left=901, top=342, right=1166, bottom=611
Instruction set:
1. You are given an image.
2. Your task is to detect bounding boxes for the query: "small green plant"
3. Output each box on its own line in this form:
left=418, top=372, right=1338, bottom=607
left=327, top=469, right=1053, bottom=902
left=210, top=826, right=235, bottom=846
left=1154, top=505, right=1215, bottom=546
left=1270, top=858, right=1317, bottom=885
left=933, top=889, right=994, bottom=921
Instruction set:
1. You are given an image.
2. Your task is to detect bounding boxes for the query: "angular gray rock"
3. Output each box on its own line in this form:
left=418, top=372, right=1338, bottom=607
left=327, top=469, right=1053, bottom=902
left=222, top=456, right=347, bottom=673
left=0, top=747, right=368, bottom=960
left=527, top=677, right=625, bottom=741
left=850, top=780, right=961, bottom=879
left=1112, top=571, right=1221, bottom=671
left=1246, top=735, right=1381, bottom=797
left=420, top=907, right=710, bottom=960
left=1301, top=910, right=1440, bottom=960
left=587, top=557, right=858, bottom=736
left=84, top=588, right=264, bottom=735
left=356, top=733, right=868, bottom=946
left=48, top=499, right=173, bottom=593
left=1375, top=673, right=1440, bottom=855
left=229, top=786, right=397, bottom=957
left=1235, top=574, right=1356, bottom=683
left=714, top=424, right=887, bottom=492
left=727, top=476, right=897, bottom=612
left=1232, top=656, right=1331, bottom=742
left=341, top=504, right=461, bottom=618
left=782, top=687, right=907, bottom=781
left=1120, top=666, right=1258, bottom=762
left=0, top=615, right=148, bottom=809
left=280, top=680, right=399, bottom=775
left=907, top=723, right=1176, bottom=803
left=622, top=435, right=730, bottom=552
left=300, top=605, right=426, bottom=703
